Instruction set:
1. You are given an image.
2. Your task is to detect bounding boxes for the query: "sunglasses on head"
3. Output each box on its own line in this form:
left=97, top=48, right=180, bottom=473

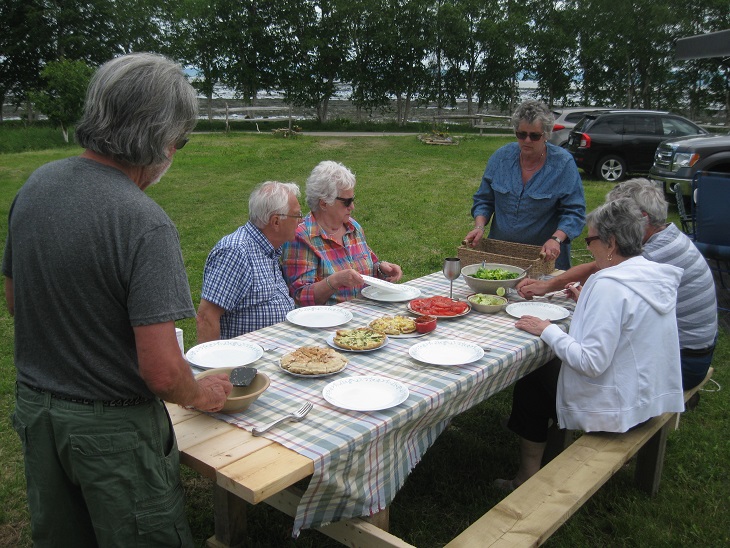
left=515, top=131, right=545, bottom=141
left=335, top=196, right=355, bottom=207
left=175, top=137, right=189, bottom=150
left=584, top=235, right=601, bottom=246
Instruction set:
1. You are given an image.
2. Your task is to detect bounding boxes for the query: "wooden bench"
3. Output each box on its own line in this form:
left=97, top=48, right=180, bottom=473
left=445, top=367, right=714, bottom=547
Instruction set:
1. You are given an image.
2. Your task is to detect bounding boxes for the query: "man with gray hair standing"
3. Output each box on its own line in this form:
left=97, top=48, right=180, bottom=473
left=196, top=181, right=301, bottom=342
left=3, top=53, right=231, bottom=546
left=518, top=178, right=717, bottom=393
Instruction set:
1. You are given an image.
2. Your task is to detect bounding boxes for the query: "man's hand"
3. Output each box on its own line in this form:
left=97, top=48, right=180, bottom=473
left=191, top=374, right=233, bottom=412
left=516, top=278, right=553, bottom=299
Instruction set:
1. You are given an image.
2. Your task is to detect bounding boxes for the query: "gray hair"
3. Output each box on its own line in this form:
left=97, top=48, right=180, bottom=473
left=605, top=178, right=668, bottom=227
left=305, top=161, right=356, bottom=212
left=586, top=198, right=646, bottom=258
left=511, top=100, right=555, bottom=139
left=75, top=52, right=198, bottom=167
left=249, top=181, right=301, bottom=228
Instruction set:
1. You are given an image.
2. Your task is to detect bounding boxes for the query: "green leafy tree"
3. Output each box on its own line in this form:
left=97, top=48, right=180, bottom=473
left=29, top=59, right=94, bottom=142
left=522, top=0, right=576, bottom=107
left=164, top=0, right=230, bottom=120
left=341, top=0, right=393, bottom=121
left=381, top=0, right=433, bottom=125
left=278, top=0, right=352, bottom=122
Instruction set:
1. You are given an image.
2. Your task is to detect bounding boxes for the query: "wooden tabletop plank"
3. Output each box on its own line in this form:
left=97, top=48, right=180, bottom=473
left=217, top=444, right=315, bottom=504
left=182, top=429, right=275, bottom=478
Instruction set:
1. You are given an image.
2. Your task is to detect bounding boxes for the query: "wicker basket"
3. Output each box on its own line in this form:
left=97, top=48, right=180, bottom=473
left=457, top=238, right=555, bottom=277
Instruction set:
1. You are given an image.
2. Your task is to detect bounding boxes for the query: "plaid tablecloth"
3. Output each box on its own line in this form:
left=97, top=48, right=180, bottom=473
left=207, top=272, right=574, bottom=535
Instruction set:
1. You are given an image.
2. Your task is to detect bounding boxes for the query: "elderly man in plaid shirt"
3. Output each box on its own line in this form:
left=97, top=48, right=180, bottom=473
left=196, top=181, right=302, bottom=342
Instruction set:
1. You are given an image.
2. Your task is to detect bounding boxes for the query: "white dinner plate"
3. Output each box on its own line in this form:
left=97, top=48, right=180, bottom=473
left=186, top=340, right=264, bottom=369
left=505, top=302, right=570, bottom=321
left=322, top=376, right=409, bottom=411
left=286, top=306, right=353, bottom=328
left=325, top=333, right=390, bottom=352
left=408, top=339, right=484, bottom=366
left=361, top=284, right=421, bottom=302
left=361, top=275, right=411, bottom=294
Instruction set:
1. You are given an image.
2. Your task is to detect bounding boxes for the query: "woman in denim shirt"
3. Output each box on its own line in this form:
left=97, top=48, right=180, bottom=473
left=464, top=100, right=586, bottom=270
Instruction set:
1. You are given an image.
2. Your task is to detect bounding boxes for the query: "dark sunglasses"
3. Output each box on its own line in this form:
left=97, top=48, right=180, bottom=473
left=335, top=196, right=355, bottom=207
left=175, top=137, right=189, bottom=150
left=584, top=235, right=601, bottom=246
left=515, top=131, right=545, bottom=141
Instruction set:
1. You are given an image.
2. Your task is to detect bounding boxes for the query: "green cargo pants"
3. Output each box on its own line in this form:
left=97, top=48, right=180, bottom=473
left=12, top=382, right=193, bottom=547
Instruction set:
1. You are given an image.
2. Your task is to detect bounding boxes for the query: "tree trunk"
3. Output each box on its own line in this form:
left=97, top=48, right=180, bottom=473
left=61, top=123, right=69, bottom=143
left=207, top=92, right=213, bottom=121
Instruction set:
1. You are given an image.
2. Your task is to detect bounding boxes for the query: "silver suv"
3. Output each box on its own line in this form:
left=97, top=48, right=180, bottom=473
left=549, top=107, right=612, bottom=148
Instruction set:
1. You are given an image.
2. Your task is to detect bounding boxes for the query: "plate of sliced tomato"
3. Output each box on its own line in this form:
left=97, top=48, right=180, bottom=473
left=407, top=296, right=471, bottom=318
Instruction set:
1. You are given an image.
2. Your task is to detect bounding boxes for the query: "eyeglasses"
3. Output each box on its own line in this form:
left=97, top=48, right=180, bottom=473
left=278, top=213, right=304, bottom=221
left=584, top=235, right=601, bottom=247
left=335, top=196, right=355, bottom=207
left=515, top=131, right=545, bottom=141
left=175, top=137, right=189, bottom=150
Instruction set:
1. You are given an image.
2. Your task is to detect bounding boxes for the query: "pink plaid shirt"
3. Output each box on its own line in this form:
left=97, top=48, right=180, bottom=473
left=281, top=213, right=379, bottom=305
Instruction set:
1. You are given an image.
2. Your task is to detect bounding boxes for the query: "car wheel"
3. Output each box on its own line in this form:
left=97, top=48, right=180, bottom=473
left=596, top=155, right=626, bottom=182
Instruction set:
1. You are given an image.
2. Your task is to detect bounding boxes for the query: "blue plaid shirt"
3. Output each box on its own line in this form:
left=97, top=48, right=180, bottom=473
left=201, top=222, right=294, bottom=338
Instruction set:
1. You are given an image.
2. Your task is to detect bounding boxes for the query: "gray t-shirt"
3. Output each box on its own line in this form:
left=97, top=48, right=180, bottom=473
left=2, top=157, right=195, bottom=400
left=643, top=222, right=717, bottom=349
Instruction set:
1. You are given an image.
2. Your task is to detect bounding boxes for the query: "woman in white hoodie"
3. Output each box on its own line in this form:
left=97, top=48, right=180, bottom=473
left=496, top=198, right=685, bottom=492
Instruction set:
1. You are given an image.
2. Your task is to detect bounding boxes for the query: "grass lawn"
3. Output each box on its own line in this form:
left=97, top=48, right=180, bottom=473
left=1, top=132, right=728, bottom=547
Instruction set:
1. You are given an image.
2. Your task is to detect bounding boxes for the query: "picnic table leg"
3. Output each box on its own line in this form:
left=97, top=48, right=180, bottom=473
left=207, top=484, right=248, bottom=548
left=363, top=507, right=390, bottom=532
left=634, top=415, right=674, bottom=496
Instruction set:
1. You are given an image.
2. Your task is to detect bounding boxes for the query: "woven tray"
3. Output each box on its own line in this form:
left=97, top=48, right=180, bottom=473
left=457, top=238, right=556, bottom=277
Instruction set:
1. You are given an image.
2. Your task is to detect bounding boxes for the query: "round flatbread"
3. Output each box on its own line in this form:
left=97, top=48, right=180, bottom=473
left=369, top=315, right=417, bottom=335
left=333, top=328, right=386, bottom=350
left=280, top=346, right=348, bottom=375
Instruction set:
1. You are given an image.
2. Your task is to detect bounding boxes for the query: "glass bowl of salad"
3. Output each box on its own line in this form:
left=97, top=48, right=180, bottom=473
left=460, top=263, right=526, bottom=295
left=467, top=293, right=508, bottom=313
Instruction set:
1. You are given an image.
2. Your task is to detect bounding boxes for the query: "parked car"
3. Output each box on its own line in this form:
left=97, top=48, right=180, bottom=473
left=549, top=107, right=612, bottom=148
left=649, top=133, right=730, bottom=197
left=567, top=110, right=708, bottom=182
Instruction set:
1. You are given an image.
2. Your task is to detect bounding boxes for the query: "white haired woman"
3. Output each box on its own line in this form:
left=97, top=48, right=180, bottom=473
left=464, top=100, right=586, bottom=270
left=496, top=198, right=685, bottom=492
left=281, top=160, right=403, bottom=305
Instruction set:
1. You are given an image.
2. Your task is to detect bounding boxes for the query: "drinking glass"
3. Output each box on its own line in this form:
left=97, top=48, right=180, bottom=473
left=443, top=257, right=461, bottom=299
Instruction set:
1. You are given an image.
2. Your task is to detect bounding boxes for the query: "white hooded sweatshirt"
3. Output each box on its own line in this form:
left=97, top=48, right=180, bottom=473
left=541, top=255, right=685, bottom=433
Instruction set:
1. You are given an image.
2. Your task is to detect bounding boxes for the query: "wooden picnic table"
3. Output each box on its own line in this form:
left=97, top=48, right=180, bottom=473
left=170, top=269, right=571, bottom=546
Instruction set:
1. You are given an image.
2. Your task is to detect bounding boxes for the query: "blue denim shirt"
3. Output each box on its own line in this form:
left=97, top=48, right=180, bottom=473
left=471, top=142, right=586, bottom=270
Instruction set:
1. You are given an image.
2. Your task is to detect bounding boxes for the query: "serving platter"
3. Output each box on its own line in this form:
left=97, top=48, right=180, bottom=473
left=325, top=332, right=390, bottom=352
left=361, top=284, right=421, bottom=302
left=505, top=302, right=570, bottom=321
left=408, top=339, right=484, bottom=366
left=406, top=298, right=471, bottom=319
left=278, top=359, right=348, bottom=378
left=322, top=376, right=409, bottom=411
left=186, top=340, right=264, bottom=369
left=286, top=306, right=353, bottom=328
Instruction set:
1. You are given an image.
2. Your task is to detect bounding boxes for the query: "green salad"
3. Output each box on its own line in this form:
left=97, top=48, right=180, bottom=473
left=473, top=267, right=520, bottom=280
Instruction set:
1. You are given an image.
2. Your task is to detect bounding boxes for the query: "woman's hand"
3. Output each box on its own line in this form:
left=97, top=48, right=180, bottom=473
left=464, top=227, right=485, bottom=247
left=329, top=268, right=364, bottom=289
left=515, top=314, right=551, bottom=336
left=378, top=261, right=403, bottom=282
left=565, top=282, right=582, bottom=302
left=541, top=238, right=561, bottom=262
